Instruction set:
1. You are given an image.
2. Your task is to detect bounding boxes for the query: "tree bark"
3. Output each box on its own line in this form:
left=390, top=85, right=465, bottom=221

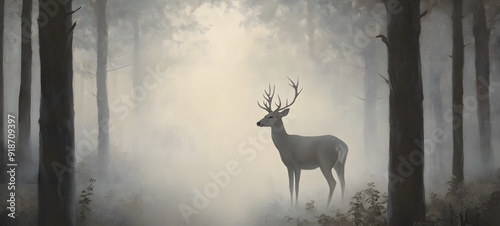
left=472, top=0, right=492, bottom=176
left=452, top=0, right=464, bottom=183
left=95, top=0, right=109, bottom=177
left=384, top=0, right=425, bottom=225
left=18, top=0, right=34, bottom=183
left=38, top=0, right=76, bottom=225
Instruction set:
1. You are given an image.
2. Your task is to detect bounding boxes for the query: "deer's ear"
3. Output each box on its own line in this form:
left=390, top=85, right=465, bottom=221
left=280, top=109, right=290, bottom=117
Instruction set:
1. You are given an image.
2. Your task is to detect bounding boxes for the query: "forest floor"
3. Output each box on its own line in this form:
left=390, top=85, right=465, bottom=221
left=0, top=175, right=499, bottom=226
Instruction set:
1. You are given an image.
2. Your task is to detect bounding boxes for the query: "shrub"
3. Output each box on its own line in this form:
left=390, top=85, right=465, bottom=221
left=78, top=178, right=96, bottom=222
left=346, top=182, right=387, bottom=226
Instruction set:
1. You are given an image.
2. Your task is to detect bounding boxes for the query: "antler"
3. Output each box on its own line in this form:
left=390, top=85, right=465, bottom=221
left=258, top=77, right=302, bottom=113
left=258, top=84, right=275, bottom=113
left=274, top=77, right=303, bottom=112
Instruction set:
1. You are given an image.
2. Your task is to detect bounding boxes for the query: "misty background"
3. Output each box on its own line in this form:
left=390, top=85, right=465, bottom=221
left=1, top=0, right=499, bottom=225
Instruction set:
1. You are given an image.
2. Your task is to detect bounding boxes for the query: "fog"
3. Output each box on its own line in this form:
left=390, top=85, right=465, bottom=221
left=2, top=0, right=500, bottom=225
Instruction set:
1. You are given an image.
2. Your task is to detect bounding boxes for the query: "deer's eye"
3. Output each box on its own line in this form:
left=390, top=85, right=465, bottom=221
left=269, top=116, right=274, bottom=119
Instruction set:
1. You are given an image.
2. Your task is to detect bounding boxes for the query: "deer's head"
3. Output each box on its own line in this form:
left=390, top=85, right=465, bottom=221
left=256, top=77, right=302, bottom=128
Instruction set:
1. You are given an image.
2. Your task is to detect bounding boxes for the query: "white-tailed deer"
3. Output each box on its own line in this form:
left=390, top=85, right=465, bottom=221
left=256, top=78, right=348, bottom=208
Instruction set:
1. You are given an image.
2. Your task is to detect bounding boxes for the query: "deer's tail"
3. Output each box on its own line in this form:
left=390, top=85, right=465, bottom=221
left=339, top=143, right=348, bottom=165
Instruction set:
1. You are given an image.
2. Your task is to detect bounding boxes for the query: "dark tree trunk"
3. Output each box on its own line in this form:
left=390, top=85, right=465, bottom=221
left=452, top=0, right=464, bottom=183
left=384, top=0, right=425, bottom=225
left=364, top=42, right=378, bottom=158
left=307, top=0, right=315, bottom=62
left=38, top=0, right=76, bottom=225
left=472, top=0, right=492, bottom=176
left=18, top=0, right=34, bottom=183
left=95, top=0, right=109, bottom=177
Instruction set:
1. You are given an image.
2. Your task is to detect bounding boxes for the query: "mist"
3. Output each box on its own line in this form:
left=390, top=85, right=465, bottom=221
left=1, top=0, right=500, bottom=225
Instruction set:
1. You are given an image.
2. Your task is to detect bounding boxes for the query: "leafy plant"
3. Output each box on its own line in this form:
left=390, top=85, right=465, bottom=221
left=347, top=182, right=387, bottom=226
left=305, top=200, right=317, bottom=213
left=317, top=211, right=350, bottom=226
left=78, top=178, right=96, bottom=221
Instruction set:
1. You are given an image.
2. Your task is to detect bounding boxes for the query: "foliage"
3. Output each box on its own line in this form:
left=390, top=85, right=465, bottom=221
left=305, top=200, right=317, bottom=213
left=346, top=182, right=387, bottom=226
left=276, top=182, right=387, bottom=226
left=416, top=177, right=500, bottom=226
left=78, top=178, right=96, bottom=221
left=317, top=211, right=350, bottom=226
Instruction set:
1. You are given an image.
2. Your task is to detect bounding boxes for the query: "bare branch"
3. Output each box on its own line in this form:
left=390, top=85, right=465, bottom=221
left=107, top=63, right=131, bottom=72
left=378, top=73, right=394, bottom=92
left=69, top=22, right=77, bottom=34
left=420, top=0, right=438, bottom=20
left=66, top=6, right=82, bottom=17
left=420, top=10, right=428, bottom=20
left=376, top=35, right=390, bottom=48
left=355, top=95, right=366, bottom=101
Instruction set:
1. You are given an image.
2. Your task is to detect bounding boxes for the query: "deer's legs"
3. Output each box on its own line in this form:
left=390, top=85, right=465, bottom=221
left=294, top=168, right=301, bottom=207
left=320, top=165, right=337, bottom=208
left=333, top=162, right=345, bottom=202
left=287, top=167, right=294, bottom=207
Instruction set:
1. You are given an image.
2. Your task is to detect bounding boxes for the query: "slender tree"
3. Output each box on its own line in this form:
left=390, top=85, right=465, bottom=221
left=38, top=0, right=76, bottom=225
left=472, top=0, right=492, bottom=177
left=18, top=0, right=33, bottom=183
left=379, top=0, right=426, bottom=224
left=452, top=0, right=464, bottom=183
left=95, top=0, right=110, bottom=177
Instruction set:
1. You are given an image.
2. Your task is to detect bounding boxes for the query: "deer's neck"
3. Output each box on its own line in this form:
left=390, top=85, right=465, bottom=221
left=271, top=121, right=294, bottom=164
left=271, top=120, right=289, bottom=143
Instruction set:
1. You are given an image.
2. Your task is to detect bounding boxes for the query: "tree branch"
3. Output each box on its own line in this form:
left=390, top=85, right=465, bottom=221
left=376, top=35, right=390, bottom=48
left=66, top=6, right=82, bottom=17
left=378, top=73, right=394, bottom=92
left=107, top=63, right=131, bottom=72
left=355, top=95, right=366, bottom=101
left=420, top=0, right=438, bottom=20
left=420, top=10, right=428, bottom=20
left=69, top=21, right=77, bottom=34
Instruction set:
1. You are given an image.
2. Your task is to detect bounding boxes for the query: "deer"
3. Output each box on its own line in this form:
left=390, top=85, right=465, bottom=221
left=256, top=78, right=348, bottom=208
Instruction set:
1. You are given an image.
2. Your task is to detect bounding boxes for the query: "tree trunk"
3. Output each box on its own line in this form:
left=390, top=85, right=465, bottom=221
left=38, top=0, right=76, bottom=225
left=384, top=0, right=425, bottom=225
left=363, top=42, right=378, bottom=159
left=18, top=0, right=34, bottom=184
left=95, top=0, right=109, bottom=177
left=472, top=0, right=492, bottom=177
left=452, top=0, right=464, bottom=183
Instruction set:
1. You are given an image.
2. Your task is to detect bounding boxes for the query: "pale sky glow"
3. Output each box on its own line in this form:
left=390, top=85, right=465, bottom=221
left=135, top=4, right=389, bottom=225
